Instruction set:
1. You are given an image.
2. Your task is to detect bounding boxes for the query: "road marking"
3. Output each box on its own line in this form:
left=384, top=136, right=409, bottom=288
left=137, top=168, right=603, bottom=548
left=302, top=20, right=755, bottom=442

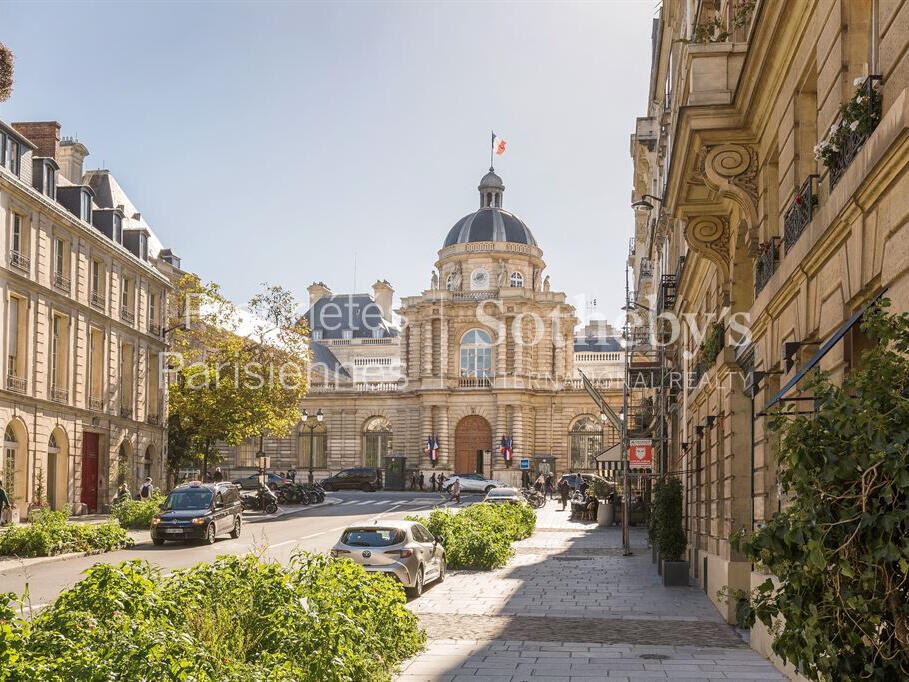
left=268, top=540, right=297, bottom=549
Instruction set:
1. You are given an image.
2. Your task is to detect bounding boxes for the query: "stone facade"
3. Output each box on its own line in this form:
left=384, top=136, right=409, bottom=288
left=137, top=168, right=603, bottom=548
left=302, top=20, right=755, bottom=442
left=1, top=119, right=177, bottom=515
left=630, top=0, right=909, bottom=675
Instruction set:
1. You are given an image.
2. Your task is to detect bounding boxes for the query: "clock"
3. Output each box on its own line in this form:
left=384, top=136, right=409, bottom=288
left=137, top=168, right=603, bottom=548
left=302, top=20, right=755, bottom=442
left=470, top=268, right=490, bottom=290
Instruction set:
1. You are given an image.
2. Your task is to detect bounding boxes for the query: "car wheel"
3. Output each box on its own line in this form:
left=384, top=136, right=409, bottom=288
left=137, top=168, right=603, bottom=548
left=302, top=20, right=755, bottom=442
left=230, top=516, right=241, bottom=538
left=406, top=566, right=424, bottom=598
left=152, top=537, right=165, bottom=546
left=484, top=485, right=494, bottom=493
left=362, top=483, right=375, bottom=492
left=203, top=523, right=216, bottom=545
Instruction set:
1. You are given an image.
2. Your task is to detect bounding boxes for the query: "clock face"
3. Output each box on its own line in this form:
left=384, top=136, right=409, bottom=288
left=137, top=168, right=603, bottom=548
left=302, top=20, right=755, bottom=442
left=470, top=268, right=490, bottom=290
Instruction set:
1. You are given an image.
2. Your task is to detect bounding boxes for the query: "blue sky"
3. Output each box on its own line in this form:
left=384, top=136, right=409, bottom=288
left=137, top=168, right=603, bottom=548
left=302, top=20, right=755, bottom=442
left=1, top=0, right=656, bottom=325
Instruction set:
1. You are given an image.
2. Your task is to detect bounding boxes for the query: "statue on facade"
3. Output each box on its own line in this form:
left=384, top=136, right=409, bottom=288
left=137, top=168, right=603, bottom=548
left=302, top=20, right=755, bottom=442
left=452, top=262, right=463, bottom=290
left=543, top=275, right=550, bottom=292
left=431, top=270, right=439, bottom=290
left=496, top=260, right=507, bottom=287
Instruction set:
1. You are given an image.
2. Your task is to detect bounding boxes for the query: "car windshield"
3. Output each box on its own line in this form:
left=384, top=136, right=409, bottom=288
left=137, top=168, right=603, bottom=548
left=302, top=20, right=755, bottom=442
left=488, top=488, right=516, bottom=497
left=164, top=489, right=213, bottom=511
left=341, top=528, right=405, bottom=547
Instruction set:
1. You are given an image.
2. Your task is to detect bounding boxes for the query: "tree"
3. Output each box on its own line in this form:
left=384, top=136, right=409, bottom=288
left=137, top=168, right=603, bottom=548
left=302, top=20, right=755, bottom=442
left=655, top=477, right=685, bottom=561
left=735, top=300, right=909, bottom=680
left=165, top=276, right=310, bottom=477
left=0, top=42, right=12, bottom=104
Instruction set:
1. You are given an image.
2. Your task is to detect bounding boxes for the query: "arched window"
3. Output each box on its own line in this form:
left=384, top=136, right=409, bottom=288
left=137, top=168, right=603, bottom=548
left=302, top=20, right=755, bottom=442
left=363, top=416, right=392, bottom=468
left=4, top=425, right=19, bottom=502
left=446, top=274, right=455, bottom=291
left=300, top=419, right=328, bottom=469
left=569, top=415, right=602, bottom=471
left=143, top=445, right=154, bottom=480
left=510, top=272, right=524, bottom=288
left=460, top=329, right=492, bottom=378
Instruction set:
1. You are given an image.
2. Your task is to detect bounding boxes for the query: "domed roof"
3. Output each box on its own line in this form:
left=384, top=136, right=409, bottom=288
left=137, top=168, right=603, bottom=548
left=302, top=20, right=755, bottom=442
left=479, top=170, right=504, bottom=190
left=444, top=207, right=537, bottom=247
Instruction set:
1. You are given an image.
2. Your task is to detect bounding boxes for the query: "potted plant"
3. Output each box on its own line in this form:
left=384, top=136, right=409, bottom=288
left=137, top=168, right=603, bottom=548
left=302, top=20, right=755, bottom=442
left=648, top=479, right=664, bottom=565
left=657, top=477, right=689, bottom=586
left=589, top=477, right=614, bottom=526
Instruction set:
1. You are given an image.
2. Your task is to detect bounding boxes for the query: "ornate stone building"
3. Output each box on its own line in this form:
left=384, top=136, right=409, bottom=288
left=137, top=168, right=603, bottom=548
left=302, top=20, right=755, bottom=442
left=630, top=1, right=909, bottom=675
left=220, top=170, right=623, bottom=483
left=1, top=119, right=180, bottom=515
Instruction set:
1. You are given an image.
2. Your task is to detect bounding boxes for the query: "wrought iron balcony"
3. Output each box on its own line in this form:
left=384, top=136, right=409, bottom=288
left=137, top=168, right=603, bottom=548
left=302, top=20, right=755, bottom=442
left=754, top=239, right=780, bottom=296
left=659, top=273, right=678, bottom=311
left=458, top=376, right=492, bottom=388
left=6, top=374, right=26, bottom=393
left=120, top=406, right=133, bottom=419
left=8, top=250, right=30, bottom=272
left=89, top=396, right=103, bottom=411
left=121, top=307, right=135, bottom=324
left=784, top=175, right=818, bottom=251
left=50, top=386, right=69, bottom=403
left=90, top=290, right=105, bottom=310
left=829, top=76, right=882, bottom=189
left=52, top=271, right=71, bottom=293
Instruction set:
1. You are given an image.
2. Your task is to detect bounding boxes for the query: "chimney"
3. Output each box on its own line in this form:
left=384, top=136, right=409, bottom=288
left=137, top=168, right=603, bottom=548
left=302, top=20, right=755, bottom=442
left=307, top=281, right=332, bottom=307
left=12, top=121, right=60, bottom=160
left=58, top=138, right=90, bottom=184
left=371, top=280, right=394, bottom=322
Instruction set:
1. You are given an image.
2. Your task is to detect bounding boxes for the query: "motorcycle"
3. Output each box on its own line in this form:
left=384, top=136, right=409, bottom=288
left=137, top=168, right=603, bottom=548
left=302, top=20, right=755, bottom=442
left=240, top=485, right=279, bottom=514
left=521, top=488, right=546, bottom=509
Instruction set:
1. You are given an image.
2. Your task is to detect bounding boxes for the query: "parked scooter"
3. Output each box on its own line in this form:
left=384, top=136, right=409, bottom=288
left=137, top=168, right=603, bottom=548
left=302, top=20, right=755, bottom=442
left=240, top=485, right=279, bottom=514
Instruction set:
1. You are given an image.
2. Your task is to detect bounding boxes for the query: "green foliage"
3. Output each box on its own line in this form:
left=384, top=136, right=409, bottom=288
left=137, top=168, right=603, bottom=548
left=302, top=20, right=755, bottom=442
left=699, top=323, right=725, bottom=367
left=109, top=492, right=166, bottom=529
left=815, top=78, right=883, bottom=170
left=0, top=553, right=424, bottom=681
left=690, top=0, right=755, bottom=44
left=0, top=510, right=132, bottom=558
left=0, top=42, right=12, bottom=103
left=653, top=478, right=685, bottom=561
left=735, top=301, right=909, bottom=680
left=587, top=476, right=613, bottom=500
left=648, top=478, right=664, bottom=548
left=408, top=502, right=535, bottom=570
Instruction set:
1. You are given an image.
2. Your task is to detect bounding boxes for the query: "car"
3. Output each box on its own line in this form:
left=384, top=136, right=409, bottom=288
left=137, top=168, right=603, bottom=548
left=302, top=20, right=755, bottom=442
left=330, top=520, right=445, bottom=597
left=444, top=472, right=505, bottom=493
left=483, top=487, right=526, bottom=505
left=320, top=467, right=383, bottom=492
left=150, top=481, right=243, bottom=545
left=232, top=472, right=290, bottom=491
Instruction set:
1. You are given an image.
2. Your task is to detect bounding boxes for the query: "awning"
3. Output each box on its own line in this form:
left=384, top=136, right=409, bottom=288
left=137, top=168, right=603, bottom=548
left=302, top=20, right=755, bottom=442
left=595, top=442, right=623, bottom=463
left=763, top=291, right=885, bottom=412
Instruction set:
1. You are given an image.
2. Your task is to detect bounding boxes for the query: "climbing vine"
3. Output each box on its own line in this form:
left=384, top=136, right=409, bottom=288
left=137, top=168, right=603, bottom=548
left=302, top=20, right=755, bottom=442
left=733, top=300, right=909, bottom=680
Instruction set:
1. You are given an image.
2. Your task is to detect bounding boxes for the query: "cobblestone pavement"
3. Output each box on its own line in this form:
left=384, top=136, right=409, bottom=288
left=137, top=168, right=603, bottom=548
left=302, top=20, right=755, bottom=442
left=395, top=499, right=786, bottom=681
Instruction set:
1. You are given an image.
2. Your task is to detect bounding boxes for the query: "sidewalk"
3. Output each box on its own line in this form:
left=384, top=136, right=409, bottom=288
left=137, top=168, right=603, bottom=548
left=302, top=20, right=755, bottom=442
left=396, top=499, right=785, bottom=681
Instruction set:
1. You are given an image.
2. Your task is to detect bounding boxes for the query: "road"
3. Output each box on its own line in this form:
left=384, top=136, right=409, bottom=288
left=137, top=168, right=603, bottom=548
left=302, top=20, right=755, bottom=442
left=1, top=490, right=462, bottom=612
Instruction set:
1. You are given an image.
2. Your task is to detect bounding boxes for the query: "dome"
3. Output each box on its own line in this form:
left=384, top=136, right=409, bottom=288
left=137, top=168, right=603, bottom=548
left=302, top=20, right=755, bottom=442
left=443, top=207, right=537, bottom=247
left=479, top=170, right=504, bottom=190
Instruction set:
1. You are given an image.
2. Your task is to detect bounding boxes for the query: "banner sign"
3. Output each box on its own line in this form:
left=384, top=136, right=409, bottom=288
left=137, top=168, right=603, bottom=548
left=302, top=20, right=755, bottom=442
left=629, top=439, right=653, bottom=470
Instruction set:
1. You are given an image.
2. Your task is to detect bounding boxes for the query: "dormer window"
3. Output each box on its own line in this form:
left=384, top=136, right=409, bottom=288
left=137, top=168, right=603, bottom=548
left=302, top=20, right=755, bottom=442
left=342, top=329, right=353, bottom=340
left=112, top=214, right=122, bottom=243
left=80, top=191, right=92, bottom=223
left=7, top=139, right=19, bottom=176
left=138, top=233, right=148, bottom=260
left=43, top=162, right=56, bottom=199
left=312, top=330, right=322, bottom=340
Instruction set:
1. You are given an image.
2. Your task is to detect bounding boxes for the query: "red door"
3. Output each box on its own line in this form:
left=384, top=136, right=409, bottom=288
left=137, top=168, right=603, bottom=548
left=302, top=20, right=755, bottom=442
left=81, top=433, right=99, bottom=513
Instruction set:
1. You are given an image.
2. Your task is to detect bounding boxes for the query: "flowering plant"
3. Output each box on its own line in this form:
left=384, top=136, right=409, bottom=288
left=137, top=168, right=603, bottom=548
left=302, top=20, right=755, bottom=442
left=814, top=77, right=882, bottom=169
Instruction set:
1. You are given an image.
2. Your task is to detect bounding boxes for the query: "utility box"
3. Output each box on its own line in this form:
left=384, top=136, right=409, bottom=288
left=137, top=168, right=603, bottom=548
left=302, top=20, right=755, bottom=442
left=384, top=454, right=407, bottom=491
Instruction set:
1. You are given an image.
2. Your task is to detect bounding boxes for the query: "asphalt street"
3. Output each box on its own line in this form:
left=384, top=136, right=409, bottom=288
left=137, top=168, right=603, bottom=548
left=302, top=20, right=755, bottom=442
left=0, top=490, right=465, bottom=612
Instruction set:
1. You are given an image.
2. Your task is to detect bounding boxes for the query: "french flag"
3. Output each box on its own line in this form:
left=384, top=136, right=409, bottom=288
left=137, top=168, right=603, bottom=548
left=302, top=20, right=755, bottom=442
left=500, top=435, right=513, bottom=461
left=426, top=436, right=439, bottom=462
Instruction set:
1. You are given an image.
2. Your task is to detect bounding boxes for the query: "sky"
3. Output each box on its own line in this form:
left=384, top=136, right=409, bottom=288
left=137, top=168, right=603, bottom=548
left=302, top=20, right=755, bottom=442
left=0, top=0, right=657, bottom=328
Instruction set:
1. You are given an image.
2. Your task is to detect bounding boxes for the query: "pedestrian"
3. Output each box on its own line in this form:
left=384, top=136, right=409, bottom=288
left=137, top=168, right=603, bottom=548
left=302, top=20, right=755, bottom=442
left=0, top=478, right=11, bottom=525
left=558, top=477, right=571, bottom=511
left=140, top=477, right=153, bottom=500
left=544, top=473, right=554, bottom=499
left=308, top=469, right=314, bottom=484
left=521, top=470, right=530, bottom=489
left=213, top=467, right=224, bottom=483
left=287, top=467, right=296, bottom=483
left=203, top=470, right=213, bottom=483
left=418, top=471, right=425, bottom=491
left=451, top=477, right=462, bottom=504
left=534, top=473, right=545, bottom=493
left=438, top=473, right=445, bottom=490
left=115, top=483, right=131, bottom=505
left=430, top=472, right=437, bottom=492
left=410, top=471, right=417, bottom=490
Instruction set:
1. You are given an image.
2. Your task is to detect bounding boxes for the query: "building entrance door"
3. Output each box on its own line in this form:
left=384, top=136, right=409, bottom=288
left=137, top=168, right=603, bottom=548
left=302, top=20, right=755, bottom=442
left=81, top=432, right=99, bottom=513
left=454, top=416, right=491, bottom=474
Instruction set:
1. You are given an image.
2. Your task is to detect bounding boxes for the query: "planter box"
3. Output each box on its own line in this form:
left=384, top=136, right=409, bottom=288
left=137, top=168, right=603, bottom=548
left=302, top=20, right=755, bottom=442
left=597, top=502, right=614, bottom=526
left=662, top=560, right=690, bottom=586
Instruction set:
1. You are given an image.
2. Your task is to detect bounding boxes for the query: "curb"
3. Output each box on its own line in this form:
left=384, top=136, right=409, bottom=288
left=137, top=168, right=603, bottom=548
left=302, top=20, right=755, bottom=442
left=244, top=496, right=341, bottom=523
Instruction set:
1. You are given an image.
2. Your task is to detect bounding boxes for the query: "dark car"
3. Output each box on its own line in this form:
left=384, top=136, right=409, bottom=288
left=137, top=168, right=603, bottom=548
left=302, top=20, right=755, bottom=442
left=151, top=481, right=242, bottom=545
left=320, top=467, right=383, bottom=492
left=232, top=472, right=290, bottom=491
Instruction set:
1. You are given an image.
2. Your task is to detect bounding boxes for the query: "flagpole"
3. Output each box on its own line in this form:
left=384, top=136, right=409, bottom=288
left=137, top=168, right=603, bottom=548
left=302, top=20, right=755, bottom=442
left=490, top=130, right=495, bottom=171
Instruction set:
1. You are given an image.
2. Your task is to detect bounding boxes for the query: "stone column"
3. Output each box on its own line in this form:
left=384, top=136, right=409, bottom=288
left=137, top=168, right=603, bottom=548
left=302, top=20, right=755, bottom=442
left=440, top=318, right=449, bottom=381
left=439, top=407, right=450, bottom=471
left=513, top=406, right=524, bottom=461
left=421, top=321, right=432, bottom=378
left=514, top=318, right=524, bottom=379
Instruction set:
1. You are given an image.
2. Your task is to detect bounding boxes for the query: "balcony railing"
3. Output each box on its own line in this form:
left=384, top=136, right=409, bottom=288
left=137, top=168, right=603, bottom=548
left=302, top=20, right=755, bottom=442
left=121, top=307, right=135, bottom=324
left=754, top=239, right=780, bottom=296
left=828, top=76, right=883, bottom=189
left=8, top=250, right=30, bottom=272
left=89, top=396, right=103, bottom=411
left=458, top=376, right=492, bottom=388
left=453, top=290, right=499, bottom=302
left=6, top=374, right=26, bottom=393
left=50, top=386, right=68, bottom=403
left=52, top=271, right=71, bottom=293
left=148, top=322, right=162, bottom=337
left=784, top=175, right=818, bottom=251
left=563, top=377, right=621, bottom=390
left=90, top=290, right=105, bottom=310
left=658, top=274, right=678, bottom=311
left=119, top=406, right=133, bottom=419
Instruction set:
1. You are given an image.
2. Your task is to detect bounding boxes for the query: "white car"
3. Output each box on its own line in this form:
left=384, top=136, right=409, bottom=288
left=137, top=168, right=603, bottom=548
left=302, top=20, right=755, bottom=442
left=444, top=472, right=505, bottom=493
left=483, top=487, right=526, bottom=505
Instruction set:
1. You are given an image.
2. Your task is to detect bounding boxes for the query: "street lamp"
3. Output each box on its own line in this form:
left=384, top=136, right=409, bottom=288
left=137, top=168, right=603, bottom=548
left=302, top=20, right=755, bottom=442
left=301, top=408, right=324, bottom=484
left=631, top=194, right=664, bottom=212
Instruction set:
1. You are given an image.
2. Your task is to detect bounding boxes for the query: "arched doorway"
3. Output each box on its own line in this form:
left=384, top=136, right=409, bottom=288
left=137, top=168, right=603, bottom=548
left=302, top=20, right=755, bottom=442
left=47, top=429, right=69, bottom=511
left=3, top=421, right=26, bottom=508
left=362, top=416, right=392, bottom=468
left=454, top=415, right=491, bottom=474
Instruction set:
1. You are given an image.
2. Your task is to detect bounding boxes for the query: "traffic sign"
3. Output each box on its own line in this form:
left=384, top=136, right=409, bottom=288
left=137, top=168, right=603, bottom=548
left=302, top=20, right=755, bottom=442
left=519, top=458, right=530, bottom=470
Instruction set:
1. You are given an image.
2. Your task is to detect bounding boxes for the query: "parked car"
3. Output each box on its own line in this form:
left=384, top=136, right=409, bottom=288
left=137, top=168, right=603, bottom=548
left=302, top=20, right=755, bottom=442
left=443, top=472, right=505, bottom=493
left=483, top=487, right=526, bottom=505
left=320, top=467, right=383, bottom=492
left=330, top=520, right=445, bottom=597
left=558, top=473, right=605, bottom=491
left=233, top=472, right=290, bottom=491
left=151, top=481, right=242, bottom=545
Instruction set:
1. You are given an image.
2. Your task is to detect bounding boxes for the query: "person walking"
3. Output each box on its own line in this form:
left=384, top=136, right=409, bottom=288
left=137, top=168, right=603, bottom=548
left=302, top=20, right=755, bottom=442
left=139, top=477, right=153, bottom=500
left=418, top=471, right=425, bottom=491
left=114, top=483, right=132, bottom=505
left=438, top=473, right=445, bottom=491
left=534, top=473, right=545, bottom=493
left=558, top=477, right=571, bottom=511
left=0, top=478, right=11, bottom=525
left=521, top=470, right=530, bottom=490
left=544, top=473, right=554, bottom=499
left=212, top=467, right=224, bottom=483
left=451, top=477, right=462, bottom=505
left=410, top=471, right=417, bottom=491
left=430, top=472, right=437, bottom=492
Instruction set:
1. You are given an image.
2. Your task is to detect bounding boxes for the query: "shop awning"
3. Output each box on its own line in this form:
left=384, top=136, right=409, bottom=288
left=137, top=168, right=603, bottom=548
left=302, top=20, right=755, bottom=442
left=762, top=291, right=885, bottom=412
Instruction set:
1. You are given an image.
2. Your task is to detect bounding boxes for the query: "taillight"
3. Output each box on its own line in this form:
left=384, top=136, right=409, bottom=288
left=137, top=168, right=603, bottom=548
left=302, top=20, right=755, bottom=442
left=385, top=548, right=413, bottom=558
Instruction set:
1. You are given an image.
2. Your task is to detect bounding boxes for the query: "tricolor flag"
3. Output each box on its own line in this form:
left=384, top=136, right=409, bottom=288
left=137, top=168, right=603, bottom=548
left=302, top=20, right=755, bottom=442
left=500, top=435, right=513, bottom=462
left=492, top=133, right=507, bottom=156
left=426, top=436, right=439, bottom=462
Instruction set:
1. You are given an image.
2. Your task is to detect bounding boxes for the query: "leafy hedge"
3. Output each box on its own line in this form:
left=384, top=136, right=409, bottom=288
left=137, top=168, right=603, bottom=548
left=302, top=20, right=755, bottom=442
left=0, top=553, right=424, bottom=681
left=109, top=492, right=166, bottom=529
left=0, top=510, right=132, bottom=558
left=409, top=502, right=535, bottom=570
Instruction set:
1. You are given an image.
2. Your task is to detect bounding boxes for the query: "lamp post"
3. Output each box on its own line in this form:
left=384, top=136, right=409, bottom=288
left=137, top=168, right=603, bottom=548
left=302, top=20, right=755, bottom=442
left=301, top=408, right=323, bottom=484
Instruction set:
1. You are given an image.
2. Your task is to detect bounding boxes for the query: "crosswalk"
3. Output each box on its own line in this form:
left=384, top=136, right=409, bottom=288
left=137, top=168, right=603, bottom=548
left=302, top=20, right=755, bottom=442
left=336, top=498, right=440, bottom=507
